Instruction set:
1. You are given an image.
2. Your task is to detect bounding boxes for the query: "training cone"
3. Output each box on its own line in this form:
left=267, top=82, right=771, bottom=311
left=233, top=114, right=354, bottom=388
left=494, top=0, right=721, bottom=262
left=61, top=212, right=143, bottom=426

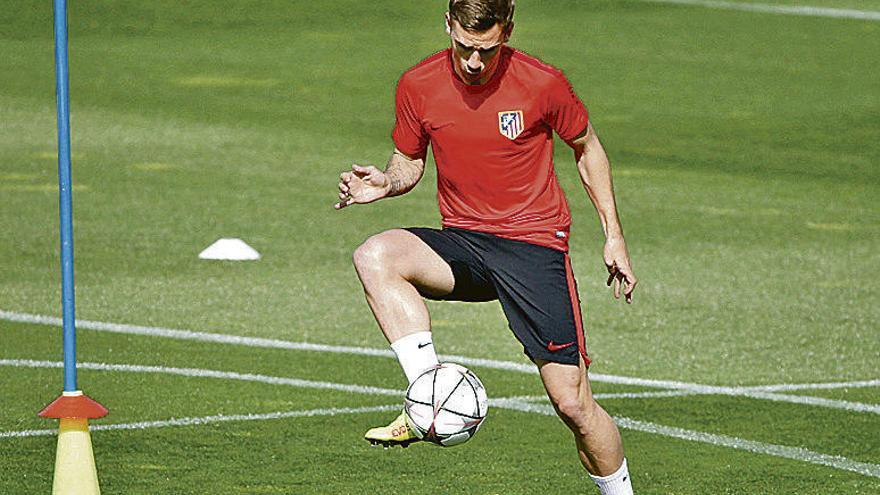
left=40, top=391, right=108, bottom=495
left=198, top=238, right=261, bottom=260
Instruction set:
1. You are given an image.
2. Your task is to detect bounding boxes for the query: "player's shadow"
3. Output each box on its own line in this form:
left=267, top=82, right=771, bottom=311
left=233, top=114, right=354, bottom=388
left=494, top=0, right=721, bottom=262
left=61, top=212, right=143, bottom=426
left=456, top=83, right=502, bottom=110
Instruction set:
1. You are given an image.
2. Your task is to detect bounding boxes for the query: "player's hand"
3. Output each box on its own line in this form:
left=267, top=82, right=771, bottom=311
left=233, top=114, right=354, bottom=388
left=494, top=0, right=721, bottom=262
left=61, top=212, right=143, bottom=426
left=603, top=235, right=637, bottom=304
left=334, top=164, right=391, bottom=209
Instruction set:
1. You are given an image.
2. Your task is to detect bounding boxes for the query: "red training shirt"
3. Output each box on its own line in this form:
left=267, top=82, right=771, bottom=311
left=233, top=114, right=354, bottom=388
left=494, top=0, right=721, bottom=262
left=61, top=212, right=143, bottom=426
left=392, top=46, right=589, bottom=252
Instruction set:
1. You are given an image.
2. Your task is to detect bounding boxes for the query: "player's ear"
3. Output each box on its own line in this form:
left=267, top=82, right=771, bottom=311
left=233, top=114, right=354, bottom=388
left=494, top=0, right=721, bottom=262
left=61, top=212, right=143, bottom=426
left=444, top=13, right=452, bottom=35
left=502, top=21, right=514, bottom=41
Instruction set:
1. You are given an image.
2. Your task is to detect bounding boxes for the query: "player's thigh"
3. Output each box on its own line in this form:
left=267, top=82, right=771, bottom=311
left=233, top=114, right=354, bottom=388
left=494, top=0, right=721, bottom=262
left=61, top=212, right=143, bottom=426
left=535, top=357, right=594, bottom=408
left=355, top=229, right=455, bottom=297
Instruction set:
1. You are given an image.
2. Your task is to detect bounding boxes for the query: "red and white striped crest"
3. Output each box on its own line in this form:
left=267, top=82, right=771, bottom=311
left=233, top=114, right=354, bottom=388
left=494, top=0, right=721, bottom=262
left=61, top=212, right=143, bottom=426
left=498, top=110, right=524, bottom=140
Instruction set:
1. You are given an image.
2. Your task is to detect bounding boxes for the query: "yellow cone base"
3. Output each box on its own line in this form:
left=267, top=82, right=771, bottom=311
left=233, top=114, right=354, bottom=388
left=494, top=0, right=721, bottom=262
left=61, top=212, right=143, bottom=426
left=52, top=418, right=101, bottom=495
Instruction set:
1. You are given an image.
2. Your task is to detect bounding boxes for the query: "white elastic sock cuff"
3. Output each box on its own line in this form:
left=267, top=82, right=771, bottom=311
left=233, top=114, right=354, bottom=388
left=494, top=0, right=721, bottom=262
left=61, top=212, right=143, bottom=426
left=390, top=331, right=439, bottom=384
left=589, top=458, right=632, bottom=495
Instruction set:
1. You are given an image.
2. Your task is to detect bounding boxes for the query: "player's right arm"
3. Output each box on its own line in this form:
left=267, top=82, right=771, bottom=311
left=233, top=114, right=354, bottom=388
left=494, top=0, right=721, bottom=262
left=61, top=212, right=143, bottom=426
left=334, top=148, right=425, bottom=209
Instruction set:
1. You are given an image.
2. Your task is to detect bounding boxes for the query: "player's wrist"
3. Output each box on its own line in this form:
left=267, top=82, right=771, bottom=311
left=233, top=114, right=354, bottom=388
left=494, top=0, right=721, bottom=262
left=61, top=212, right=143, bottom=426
left=383, top=172, right=407, bottom=197
left=381, top=178, right=394, bottom=197
left=604, top=227, right=624, bottom=242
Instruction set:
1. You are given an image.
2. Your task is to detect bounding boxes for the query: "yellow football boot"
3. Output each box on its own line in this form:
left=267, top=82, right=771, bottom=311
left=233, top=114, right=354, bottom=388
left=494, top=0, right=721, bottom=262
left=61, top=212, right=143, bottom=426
left=364, top=411, right=421, bottom=448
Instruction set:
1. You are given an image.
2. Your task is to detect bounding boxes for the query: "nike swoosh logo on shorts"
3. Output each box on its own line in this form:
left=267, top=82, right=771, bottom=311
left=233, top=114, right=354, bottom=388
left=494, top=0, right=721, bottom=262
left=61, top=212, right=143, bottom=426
left=546, top=341, right=576, bottom=352
left=417, top=342, right=433, bottom=349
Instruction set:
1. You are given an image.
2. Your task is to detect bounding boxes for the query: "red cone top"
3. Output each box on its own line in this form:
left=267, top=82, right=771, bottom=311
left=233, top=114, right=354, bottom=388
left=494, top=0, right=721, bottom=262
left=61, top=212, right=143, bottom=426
left=39, top=391, right=108, bottom=419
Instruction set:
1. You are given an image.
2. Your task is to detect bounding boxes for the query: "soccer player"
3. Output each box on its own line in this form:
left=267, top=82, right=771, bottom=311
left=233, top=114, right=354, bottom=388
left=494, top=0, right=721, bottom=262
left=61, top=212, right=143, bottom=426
left=335, top=1, right=637, bottom=493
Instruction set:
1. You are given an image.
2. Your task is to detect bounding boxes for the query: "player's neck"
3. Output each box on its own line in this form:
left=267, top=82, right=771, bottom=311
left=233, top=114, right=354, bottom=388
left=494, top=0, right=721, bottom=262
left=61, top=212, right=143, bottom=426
left=450, top=46, right=509, bottom=87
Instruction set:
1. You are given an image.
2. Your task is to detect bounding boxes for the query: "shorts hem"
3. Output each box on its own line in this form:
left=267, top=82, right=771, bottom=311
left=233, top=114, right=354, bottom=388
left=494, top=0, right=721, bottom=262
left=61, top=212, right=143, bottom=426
left=524, top=349, right=582, bottom=366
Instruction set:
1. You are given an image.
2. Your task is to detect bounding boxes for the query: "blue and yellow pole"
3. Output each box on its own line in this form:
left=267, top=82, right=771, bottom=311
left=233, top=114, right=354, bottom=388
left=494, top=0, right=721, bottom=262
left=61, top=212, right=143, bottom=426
left=39, top=1, right=109, bottom=493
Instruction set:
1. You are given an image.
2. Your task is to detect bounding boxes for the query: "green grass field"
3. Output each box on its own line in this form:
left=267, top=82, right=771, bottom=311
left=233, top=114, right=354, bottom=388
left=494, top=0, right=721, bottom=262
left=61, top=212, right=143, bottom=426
left=1, top=0, right=878, bottom=493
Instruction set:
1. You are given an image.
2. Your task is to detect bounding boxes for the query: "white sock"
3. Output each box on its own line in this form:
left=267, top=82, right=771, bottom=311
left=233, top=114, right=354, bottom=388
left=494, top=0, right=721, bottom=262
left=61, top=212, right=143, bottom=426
left=390, top=331, right=439, bottom=384
left=589, top=458, right=633, bottom=495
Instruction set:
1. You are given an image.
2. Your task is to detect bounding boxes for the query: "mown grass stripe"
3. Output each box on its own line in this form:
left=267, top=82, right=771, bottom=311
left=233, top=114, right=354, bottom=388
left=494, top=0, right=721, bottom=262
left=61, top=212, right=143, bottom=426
left=638, top=0, right=880, bottom=21
left=3, top=310, right=877, bottom=414
left=0, top=405, right=400, bottom=439
left=8, top=357, right=876, bottom=416
left=0, top=359, right=402, bottom=397
left=493, top=399, right=880, bottom=479
left=0, top=310, right=652, bottom=381
left=4, top=359, right=879, bottom=478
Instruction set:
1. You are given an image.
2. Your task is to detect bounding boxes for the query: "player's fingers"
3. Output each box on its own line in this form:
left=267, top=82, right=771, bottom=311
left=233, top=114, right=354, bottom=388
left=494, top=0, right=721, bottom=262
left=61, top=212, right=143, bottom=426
left=619, top=265, right=637, bottom=289
left=606, top=262, right=618, bottom=286
left=338, top=182, right=349, bottom=194
left=624, top=274, right=638, bottom=293
left=613, top=275, right=621, bottom=299
left=349, top=165, right=368, bottom=178
left=351, top=164, right=375, bottom=176
left=333, top=195, right=354, bottom=210
left=623, top=273, right=638, bottom=304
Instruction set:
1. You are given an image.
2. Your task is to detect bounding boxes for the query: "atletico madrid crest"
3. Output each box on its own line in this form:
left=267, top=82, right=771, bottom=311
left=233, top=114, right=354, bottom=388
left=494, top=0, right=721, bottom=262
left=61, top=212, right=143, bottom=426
left=498, top=110, right=524, bottom=140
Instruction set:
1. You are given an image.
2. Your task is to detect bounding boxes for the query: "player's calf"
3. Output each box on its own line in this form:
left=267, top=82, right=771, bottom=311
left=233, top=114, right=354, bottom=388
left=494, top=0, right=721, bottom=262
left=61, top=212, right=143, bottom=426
left=537, top=360, right=633, bottom=493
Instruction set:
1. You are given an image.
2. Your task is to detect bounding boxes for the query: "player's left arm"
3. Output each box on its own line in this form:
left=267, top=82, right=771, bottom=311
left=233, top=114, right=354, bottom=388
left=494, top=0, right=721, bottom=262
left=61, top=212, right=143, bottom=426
left=570, top=122, right=638, bottom=303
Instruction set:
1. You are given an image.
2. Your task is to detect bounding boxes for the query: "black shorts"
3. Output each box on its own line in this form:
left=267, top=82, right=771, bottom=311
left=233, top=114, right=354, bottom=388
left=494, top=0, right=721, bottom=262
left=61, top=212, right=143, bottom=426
left=405, top=227, right=590, bottom=366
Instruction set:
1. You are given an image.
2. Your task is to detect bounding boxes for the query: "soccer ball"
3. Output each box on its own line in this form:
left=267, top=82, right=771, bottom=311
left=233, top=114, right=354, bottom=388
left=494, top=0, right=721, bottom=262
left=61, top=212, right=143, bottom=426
left=404, top=363, right=488, bottom=447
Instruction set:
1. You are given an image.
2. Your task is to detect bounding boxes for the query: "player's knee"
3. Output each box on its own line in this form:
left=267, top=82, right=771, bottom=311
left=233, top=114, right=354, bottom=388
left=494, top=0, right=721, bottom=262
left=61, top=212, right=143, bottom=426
left=553, top=394, right=597, bottom=429
left=352, top=234, right=397, bottom=279
left=554, top=396, right=585, bottom=422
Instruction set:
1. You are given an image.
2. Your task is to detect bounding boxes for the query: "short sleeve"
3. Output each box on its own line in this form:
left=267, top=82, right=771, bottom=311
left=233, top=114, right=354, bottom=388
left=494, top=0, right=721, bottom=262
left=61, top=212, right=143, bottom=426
left=391, top=75, right=429, bottom=160
left=543, top=73, right=589, bottom=143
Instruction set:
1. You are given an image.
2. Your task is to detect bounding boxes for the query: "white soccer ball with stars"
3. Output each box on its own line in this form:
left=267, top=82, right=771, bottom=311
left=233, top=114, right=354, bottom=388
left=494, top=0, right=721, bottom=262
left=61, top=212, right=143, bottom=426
left=404, top=363, right=489, bottom=447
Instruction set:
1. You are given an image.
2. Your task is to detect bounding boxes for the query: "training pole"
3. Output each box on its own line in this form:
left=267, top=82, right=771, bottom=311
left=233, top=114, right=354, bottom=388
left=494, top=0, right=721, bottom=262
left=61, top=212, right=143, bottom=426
left=39, top=1, right=109, bottom=494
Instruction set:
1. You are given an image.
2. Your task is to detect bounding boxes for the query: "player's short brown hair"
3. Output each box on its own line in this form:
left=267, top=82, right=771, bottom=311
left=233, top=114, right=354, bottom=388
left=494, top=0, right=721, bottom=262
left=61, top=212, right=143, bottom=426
left=448, top=0, right=515, bottom=32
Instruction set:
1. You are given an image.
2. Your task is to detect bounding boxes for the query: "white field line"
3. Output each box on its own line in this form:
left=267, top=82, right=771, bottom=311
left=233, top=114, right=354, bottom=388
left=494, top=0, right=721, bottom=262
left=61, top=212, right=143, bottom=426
left=593, top=388, right=880, bottom=414
left=0, top=404, right=400, bottom=439
left=492, top=399, right=880, bottom=479
left=589, top=391, right=700, bottom=400
left=494, top=391, right=880, bottom=416
left=637, top=0, right=880, bottom=21
left=4, top=360, right=692, bottom=401
left=744, top=380, right=880, bottom=392
left=0, top=310, right=635, bottom=378
left=3, top=360, right=879, bottom=479
left=13, top=357, right=875, bottom=415
left=592, top=386, right=880, bottom=414
left=734, top=391, right=880, bottom=413
left=597, top=391, right=693, bottom=400
left=2, top=310, right=878, bottom=413
left=505, top=392, right=698, bottom=401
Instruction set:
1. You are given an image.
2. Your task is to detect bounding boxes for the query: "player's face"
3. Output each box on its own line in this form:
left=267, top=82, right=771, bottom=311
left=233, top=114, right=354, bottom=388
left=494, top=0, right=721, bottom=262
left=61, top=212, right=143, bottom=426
left=447, top=17, right=511, bottom=86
